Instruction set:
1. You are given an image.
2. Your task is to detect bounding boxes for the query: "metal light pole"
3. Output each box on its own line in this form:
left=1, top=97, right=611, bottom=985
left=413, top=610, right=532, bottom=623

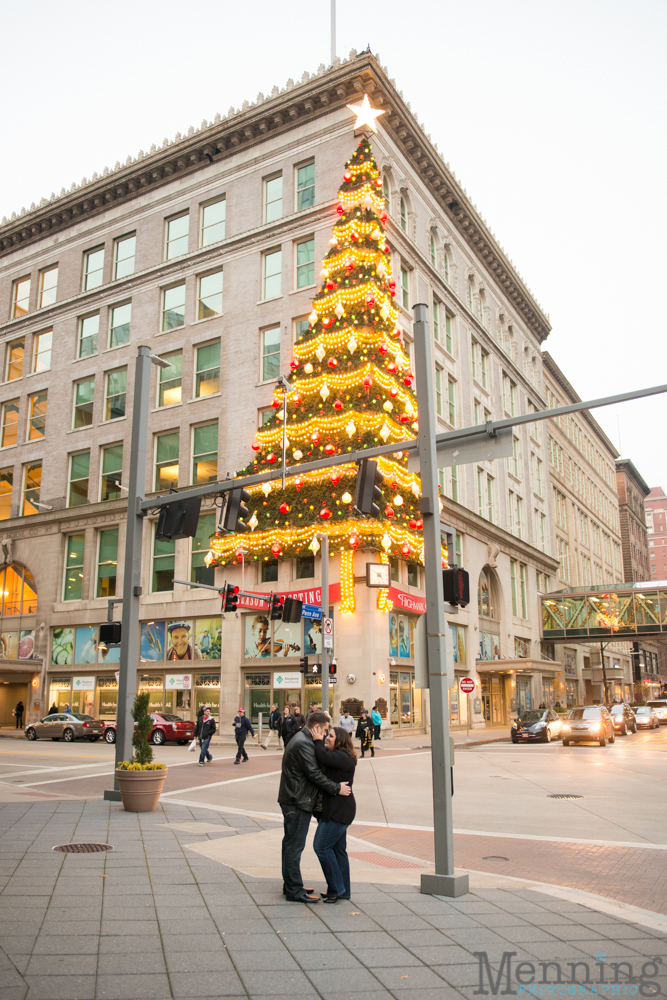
left=412, top=304, right=469, bottom=897
left=318, top=534, right=330, bottom=715
left=330, top=0, right=336, bottom=63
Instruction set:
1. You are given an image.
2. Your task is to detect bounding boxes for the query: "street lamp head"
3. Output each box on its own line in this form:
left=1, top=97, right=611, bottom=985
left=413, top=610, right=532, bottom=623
left=150, top=354, right=172, bottom=369
left=277, top=375, right=293, bottom=392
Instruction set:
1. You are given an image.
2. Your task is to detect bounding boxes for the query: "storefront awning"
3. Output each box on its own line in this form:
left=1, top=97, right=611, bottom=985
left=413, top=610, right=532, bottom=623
left=475, top=657, right=562, bottom=676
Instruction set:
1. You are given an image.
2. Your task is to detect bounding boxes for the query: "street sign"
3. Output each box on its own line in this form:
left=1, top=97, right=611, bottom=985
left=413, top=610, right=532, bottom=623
left=460, top=677, right=475, bottom=694
left=330, top=678, right=337, bottom=684
left=407, top=426, right=513, bottom=472
left=302, top=603, right=322, bottom=620
left=323, top=617, right=333, bottom=648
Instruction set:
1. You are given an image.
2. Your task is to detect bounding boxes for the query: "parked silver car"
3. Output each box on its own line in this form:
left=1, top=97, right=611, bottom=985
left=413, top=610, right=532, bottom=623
left=25, top=713, right=104, bottom=742
left=561, top=705, right=615, bottom=747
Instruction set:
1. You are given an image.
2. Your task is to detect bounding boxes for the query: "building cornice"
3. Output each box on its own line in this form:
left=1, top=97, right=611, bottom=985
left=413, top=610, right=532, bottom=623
left=616, top=458, right=651, bottom=498
left=0, top=51, right=551, bottom=344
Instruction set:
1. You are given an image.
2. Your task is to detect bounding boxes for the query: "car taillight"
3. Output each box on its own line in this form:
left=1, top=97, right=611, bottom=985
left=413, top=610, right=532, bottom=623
left=82, top=722, right=90, bottom=728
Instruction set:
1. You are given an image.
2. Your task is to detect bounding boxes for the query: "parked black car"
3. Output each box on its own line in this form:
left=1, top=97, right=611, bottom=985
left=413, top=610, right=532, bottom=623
left=511, top=709, right=563, bottom=743
left=607, top=703, right=637, bottom=735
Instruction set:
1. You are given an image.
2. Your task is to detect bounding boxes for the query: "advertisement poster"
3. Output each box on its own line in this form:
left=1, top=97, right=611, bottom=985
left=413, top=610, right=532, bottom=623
left=244, top=614, right=272, bottom=658
left=389, top=613, right=399, bottom=658
left=273, top=621, right=301, bottom=658
left=195, top=618, right=221, bottom=660
left=0, top=632, right=19, bottom=659
left=304, top=619, right=322, bottom=656
left=140, top=622, right=165, bottom=661
left=166, top=621, right=200, bottom=660
left=52, top=628, right=74, bottom=666
left=398, top=616, right=410, bottom=658
left=74, top=627, right=98, bottom=665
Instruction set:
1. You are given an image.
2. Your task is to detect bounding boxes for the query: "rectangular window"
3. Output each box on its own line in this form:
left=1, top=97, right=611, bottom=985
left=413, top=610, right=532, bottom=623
left=1, top=401, right=19, bottom=448
left=390, top=558, right=399, bottom=582
left=79, top=314, right=99, bottom=358
left=265, top=175, right=282, bottom=223
left=12, top=278, right=30, bottom=319
left=295, top=555, right=314, bottom=580
left=27, top=392, right=47, bottom=441
left=471, top=340, right=478, bottom=381
left=481, top=349, right=488, bottom=389
left=515, top=495, right=523, bottom=540
left=97, top=528, right=118, bottom=598
left=39, top=267, right=58, bottom=309
left=68, top=451, right=90, bottom=507
left=296, top=238, right=315, bottom=288
left=407, top=562, right=420, bottom=588
left=433, top=299, right=440, bottom=342
left=84, top=247, right=105, bottom=290
left=109, top=302, right=131, bottom=348
left=155, top=432, right=179, bottom=490
left=263, top=249, right=282, bottom=299
left=22, top=462, right=41, bottom=516
left=198, top=271, right=223, bottom=320
left=451, top=465, right=458, bottom=504
left=262, top=559, right=278, bottom=583
left=510, top=559, right=518, bottom=616
left=158, top=352, right=182, bottom=407
left=487, top=475, right=494, bottom=524
left=477, top=469, right=483, bottom=518
left=105, top=369, right=127, bottom=421
left=200, top=199, right=226, bottom=247
left=294, top=318, right=310, bottom=341
left=258, top=407, right=273, bottom=428
left=162, top=284, right=186, bottom=331
left=195, top=342, right=220, bottom=397
left=166, top=214, right=189, bottom=259
left=32, top=331, right=52, bottom=373
left=262, top=327, right=281, bottom=381
left=152, top=527, right=175, bottom=592
left=0, top=470, right=12, bottom=520
left=558, top=536, right=570, bottom=582
left=445, top=313, right=453, bottom=354
left=73, top=378, right=95, bottom=429
left=435, top=368, right=443, bottom=417
left=508, top=436, right=520, bottom=478
left=114, top=234, right=135, bottom=279
left=100, top=444, right=123, bottom=501
left=401, top=266, right=409, bottom=310
left=296, top=162, right=315, bottom=211
left=448, top=377, right=456, bottom=426
left=503, top=374, right=516, bottom=415
left=191, top=511, right=216, bottom=586
left=192, top=423, right=218, bottom=484
left=6, top=340, right=24, bottom=382
left=520, top=563, right=527, bottom=618
left=63, top=534, right=85, bottom=601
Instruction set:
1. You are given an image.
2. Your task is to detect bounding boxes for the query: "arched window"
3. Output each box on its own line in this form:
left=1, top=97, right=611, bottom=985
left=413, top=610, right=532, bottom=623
left=400, top=197, right=407, bottom=233
left=0, top=564, right=37, bottom=616
left=430, top=233, right=436, bottom=268
left=478, top=567, right=498, bottom=619
left=443, top=251, right=450, bottom=285
left=478, top=289, right=485, bottom=323
left=467, top=280, right=474, bottom=311
left=478, top=567, right=501, bottom=662
left=382, top=174, right=391, bottom=211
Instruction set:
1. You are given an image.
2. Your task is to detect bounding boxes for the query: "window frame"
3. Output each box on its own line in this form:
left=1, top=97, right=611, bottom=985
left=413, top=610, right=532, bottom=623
left=96, top=527, right=119, bottom=598
left=113, top=233, right=136, bottom=280
left=295, top=161, right=315, bottom=212
left=154, top=431, right=180, bottom=492
left=83, top=246, right=105, bottom=291
left=100, top=443, right=123, bottom=502
left=194, top=340, right=221, bottom=398
left=73, top=377, right=95, bottom=430
left=1, top=400, right=19, bottom=449
left=78, top=313, right=99, bottom=359
left=68, top=451, right=90, bottom=508
left=262, top=248, right=282, bottom=301
left=63, top=533, right=85, bottom=602
left=38, top=266, right=58, bottom=309
left=161, top=283, right=186, bottom=332
left=264, top=174, right=283, bottom=224
left=27, top=391, right=47, bottom=442
left=104, top=368, right=127, bottom=422
left=197, top=269, right=223, bottom=321
left=22, top=461, right=42, bottom=516
left=295, top=237, right=315, bottom=289
left=165, top=212, right=190, bottom=260
left=32, top=330, right=52, bottom=374
left=109, top=301, right=131, bottom=349
left=192, top=422, right=219, bottom=485
left=400, top=265, right=409, bottom=310
left=0, top=468, right=13, bottom=520
left=5, top=339, right=25, bottom=382
left=12, top=277, right=31, bottom=319
left=199, top=197, right=226, bottom=248
left=260, top=326, right=281, bottom=383
left=157, top=351, right=183, bottom=408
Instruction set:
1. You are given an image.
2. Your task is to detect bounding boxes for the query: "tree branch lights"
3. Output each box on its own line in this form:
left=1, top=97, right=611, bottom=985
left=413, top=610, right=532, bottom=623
left=339, top=548, right=356, bottom=615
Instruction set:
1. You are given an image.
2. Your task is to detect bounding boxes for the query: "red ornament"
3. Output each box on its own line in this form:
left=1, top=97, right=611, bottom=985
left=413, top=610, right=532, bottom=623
left=416, top=519, right=423, bottom=529
left=350, top=231, right=358, bottom=242
left=326, top=280, right=335, bottom=291
left=279, top=502, right=290, bottom=514
left=349, top=533, right=360, bottom=550
left=387, top=361, right=397, bottom=373
left=389, top=387, right=399, bottom=398
left=330, top=470, right=341, bottom=486
left=380, top=212, right=388, bottom=223
left=401, top=543, right=411, bottom=557
left=343, top=170, right=352, bottom=181
left=378, top=344, right=388, bottom=355
left=251, top=441, right=261, bottom=451
left=384, top=245, right=391, bottom=254
left=324, top=443, right=336, bottom=455
left=366, top=296, right=375, bottom=307
left=290, top=359, right=299, bottom=371
left=336, top=204, right=344, bottom=215
left=408, top=519, right=417, bottom=529
left=403, top=376, right=413, bottom=387
left=327, top=357, right=338, bottom=368
left=345, top=261, right=354, bottom=274
left=292, top=394, right=302, bottom=407
left=272, top=542, right=282, bottom=556
left=333, top=398, right=343, bottom=410
left=400, top=412, right=411, bottom=424
left=385, top=505, right=395, bottom=519
left=362, top=375, right=373, bottom=391
left=266, top=453, right=277, bottom=464
left=311, top=430, right=321, bottom=444
left=323, top=317, right=334, bottom=328
left=320, top=507, right=332, bottom=520
left=295, top=476, right=304, bottom=491
left=271, top=399, right=281, bottom=409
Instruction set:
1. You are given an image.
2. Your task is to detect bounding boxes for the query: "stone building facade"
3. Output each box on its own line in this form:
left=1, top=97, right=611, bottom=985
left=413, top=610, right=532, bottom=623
left=0, top=51, right=562, bottom=731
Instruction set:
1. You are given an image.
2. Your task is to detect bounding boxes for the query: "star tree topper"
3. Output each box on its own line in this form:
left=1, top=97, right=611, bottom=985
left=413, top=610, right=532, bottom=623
left=346, top=94, right=385, bottom=133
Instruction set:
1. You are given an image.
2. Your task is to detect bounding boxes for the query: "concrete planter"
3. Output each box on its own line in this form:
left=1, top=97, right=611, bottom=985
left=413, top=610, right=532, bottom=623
left=115, top=768, right=168, bottom=812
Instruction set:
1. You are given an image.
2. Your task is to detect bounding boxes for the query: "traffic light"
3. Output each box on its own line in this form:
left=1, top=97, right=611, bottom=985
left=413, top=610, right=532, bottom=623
left=311, top=661, right=320, bottom=676
left=98, top=621, right=122, bottom=645
left=354, top=459, right=383, bottom=518
left=223, top=583, right=240, bottom=613
left=269, top=593, right=284, bottom=621
left=329, top=660, right=337, bottom=676
left=222, top=488, right=251, bottom=534
left=155, top=497, right=202, bottom=540
left=299, top=656, right=309, bottom=675
left=442, top=567, right=470, bottom=607
left=282, top=597, right=303, bottom=624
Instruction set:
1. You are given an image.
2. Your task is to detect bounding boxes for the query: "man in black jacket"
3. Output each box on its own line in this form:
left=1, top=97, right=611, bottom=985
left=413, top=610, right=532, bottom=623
left=197, top=708, right=216, bottom=766
left=261, top=703, right=281, bottom=750
left=277, top=710, right=351, bottom=902
left=233, top=708, right=254, bottom=764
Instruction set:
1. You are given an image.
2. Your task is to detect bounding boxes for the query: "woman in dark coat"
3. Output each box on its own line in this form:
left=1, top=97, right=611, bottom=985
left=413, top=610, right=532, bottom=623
left=313, top=726, right=356, bottom=901
left=355, top=711, right=374, bottom=758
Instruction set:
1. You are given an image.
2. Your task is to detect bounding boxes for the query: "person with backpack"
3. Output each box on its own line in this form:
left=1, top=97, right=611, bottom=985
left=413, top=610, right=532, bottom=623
left=233, top=708, right=255, bottom=764
left=197, top=707, right=216, bottom=766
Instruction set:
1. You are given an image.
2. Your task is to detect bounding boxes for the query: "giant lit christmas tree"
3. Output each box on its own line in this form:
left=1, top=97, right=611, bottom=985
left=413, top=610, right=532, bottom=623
left=209, top=119, right=444, bottom=613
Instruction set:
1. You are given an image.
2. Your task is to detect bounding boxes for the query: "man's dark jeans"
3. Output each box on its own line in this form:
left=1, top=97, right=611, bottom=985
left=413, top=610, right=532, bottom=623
left=280, top=804, right=312, bottom=899
left=199, top=737, right=212, bottom=764
left=313, top=819, right=350, bottom=899
left=235, top=732, right=248, bottom=762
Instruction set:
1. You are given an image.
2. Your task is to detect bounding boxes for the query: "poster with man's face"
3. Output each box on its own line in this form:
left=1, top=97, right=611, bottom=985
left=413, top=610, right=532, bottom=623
left=305, top=620, right=322, bottom=656
left=244, top=615, right=272, bottom=658
left=398, top=616, right=410, bottom=658
left=167, top=621, right=200, bottom=660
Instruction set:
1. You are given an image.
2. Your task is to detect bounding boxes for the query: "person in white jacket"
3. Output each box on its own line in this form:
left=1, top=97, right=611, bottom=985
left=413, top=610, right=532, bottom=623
left=338, top=710, right=355, bottom=735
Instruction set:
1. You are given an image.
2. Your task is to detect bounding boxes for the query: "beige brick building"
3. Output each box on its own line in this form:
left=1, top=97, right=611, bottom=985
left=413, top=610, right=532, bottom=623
left=0, top=51, right=564, bottom=733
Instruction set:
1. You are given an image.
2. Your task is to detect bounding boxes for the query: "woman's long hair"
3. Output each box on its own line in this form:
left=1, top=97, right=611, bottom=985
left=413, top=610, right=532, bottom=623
left=332, top=726, right=357, bottom=766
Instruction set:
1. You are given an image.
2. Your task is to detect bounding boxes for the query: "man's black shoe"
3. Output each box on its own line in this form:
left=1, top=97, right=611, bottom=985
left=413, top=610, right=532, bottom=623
left=283, top=886, right=314, bottom=895
left=286, top=892, right=320, bottom=903
left=233, top=760, right=240, bottom=765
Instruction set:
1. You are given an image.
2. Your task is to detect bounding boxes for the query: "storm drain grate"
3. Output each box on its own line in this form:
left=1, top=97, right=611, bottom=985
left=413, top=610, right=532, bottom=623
left=482, top=856, right=509, bottom=862
left=53, top=843, right=113, bottom=854
left=548, top=794, right=583, bottom=800
left=348, top=851, right=425, bottom=870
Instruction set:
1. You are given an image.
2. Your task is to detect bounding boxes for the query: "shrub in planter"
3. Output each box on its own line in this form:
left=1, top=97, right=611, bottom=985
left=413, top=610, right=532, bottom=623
left=115, top=692, right=168, bottom=811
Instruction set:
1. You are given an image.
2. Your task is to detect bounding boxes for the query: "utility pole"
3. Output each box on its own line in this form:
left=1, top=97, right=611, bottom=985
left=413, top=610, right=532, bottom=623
left=319, top=533, right=330, bottom=715
left=412, top=304, right=469, bottom=897
left=330, top=0, right=336, bottom=63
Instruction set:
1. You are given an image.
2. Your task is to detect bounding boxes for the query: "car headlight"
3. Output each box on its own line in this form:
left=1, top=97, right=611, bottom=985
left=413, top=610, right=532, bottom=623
left=589, top=722, right=600, bottom=731
left=562, top=724, right=570, bottom=731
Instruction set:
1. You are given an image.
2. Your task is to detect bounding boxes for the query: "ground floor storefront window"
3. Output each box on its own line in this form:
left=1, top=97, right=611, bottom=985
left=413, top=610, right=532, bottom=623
left=516, top=676, right=532, bottom=713
left=195, top=674, right=220, bottom=715
left=566, top=680, right=577, bottom=707
left=481, top=675, right=509, bottom=724
left=389, top=670, right=422, bottom=728
left=542, top=678, right=555, bottom=707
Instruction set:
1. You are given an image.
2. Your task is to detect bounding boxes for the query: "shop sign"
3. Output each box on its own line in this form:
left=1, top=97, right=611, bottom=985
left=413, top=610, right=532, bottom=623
left=72, top=676, right=95, bottom=689
left=273, top=671, right=302, bottom=688
left=166, top=673, right=192, bottom=690
left=387, top=587, right=427, bottom=615
left=238, top=583, right=341, bottom=610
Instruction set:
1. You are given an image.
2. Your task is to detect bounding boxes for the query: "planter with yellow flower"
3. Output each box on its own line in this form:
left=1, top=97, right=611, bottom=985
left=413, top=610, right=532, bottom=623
left=115, top=692, right=168, bottom=812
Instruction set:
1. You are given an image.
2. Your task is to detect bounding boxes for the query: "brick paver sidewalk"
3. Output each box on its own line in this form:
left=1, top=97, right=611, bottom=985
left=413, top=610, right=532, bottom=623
left=1, top=800, right=666, bottom=1000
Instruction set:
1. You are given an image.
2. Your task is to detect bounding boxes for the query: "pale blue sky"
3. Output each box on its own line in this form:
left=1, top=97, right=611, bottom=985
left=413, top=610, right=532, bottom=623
left=2, top=0, right=665, bottom=488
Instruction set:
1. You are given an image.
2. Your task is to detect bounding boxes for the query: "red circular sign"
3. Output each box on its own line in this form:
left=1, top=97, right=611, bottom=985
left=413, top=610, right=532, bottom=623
left=459, top=677, right=475, bottom=694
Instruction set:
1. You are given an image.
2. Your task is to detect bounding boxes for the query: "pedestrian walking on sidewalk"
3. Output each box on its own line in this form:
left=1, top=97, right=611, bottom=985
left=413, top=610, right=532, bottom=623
left=277, top=710, right=351, bottom=903
left=313, top=726, right=356, bottom=902
left=281, top=706, right=294, bottom=747
left=356, top=711, right=374, bottom=758
left=306, top=701, right=319, bottom=720
left=338, top=709, right=355, bottom=735
left=261, top=704, right=282, bottom=750
left=371, top=705, right=382, bottom=741
left=197, top=707, right=216, bottom=766
left=233, top=708, right=254, bottom=764
left=47, top=703, right=58, bottom=716
left=14, top=701, right=24, bottom=728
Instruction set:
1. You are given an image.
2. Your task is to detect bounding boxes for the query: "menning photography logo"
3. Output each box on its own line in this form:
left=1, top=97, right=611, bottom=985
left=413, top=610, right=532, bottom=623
left=474, top=952, right=664, bottom=997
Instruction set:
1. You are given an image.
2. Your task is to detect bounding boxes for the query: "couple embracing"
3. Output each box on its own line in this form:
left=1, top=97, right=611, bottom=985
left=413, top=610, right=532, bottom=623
left=278, top=710, right=356, bottom=903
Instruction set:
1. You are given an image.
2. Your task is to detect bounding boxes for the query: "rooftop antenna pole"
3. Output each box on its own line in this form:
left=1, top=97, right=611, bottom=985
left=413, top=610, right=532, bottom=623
left=331, top=0, right=336, bottom=62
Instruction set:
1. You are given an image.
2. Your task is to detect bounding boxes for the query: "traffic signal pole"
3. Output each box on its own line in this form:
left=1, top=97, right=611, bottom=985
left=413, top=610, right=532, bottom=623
left=318, top=533, right=330, bottom=716
left=412, top=304, right=469, bottom=898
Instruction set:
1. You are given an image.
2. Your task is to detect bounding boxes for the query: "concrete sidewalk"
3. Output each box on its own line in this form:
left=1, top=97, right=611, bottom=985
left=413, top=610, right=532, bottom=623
left=1, top=799, right=665, bottom=1000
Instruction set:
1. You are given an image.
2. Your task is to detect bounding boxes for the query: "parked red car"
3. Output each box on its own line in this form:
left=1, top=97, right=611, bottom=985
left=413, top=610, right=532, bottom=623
left=103, top=713, right=195, bottom=746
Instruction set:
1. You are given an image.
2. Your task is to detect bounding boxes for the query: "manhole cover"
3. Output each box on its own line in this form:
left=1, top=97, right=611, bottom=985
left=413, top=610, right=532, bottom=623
left=548, top=794, right=583, bottom=800
left=482, top=856, right=509, bottom=862
left=53, top=843, right=113, bottom=854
